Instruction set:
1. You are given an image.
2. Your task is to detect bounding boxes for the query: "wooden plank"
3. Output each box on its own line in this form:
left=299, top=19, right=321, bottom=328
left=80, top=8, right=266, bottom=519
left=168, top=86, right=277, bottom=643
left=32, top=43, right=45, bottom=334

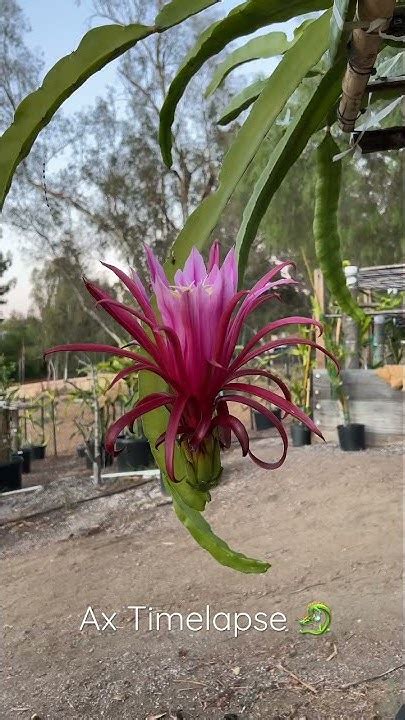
left=353, top=127, right=405, bottom=154
left=313, top=399, right=403, bottom=434
left=312, top=369, right=404, bottom=401
left=319, top=427, right=402, bottom=445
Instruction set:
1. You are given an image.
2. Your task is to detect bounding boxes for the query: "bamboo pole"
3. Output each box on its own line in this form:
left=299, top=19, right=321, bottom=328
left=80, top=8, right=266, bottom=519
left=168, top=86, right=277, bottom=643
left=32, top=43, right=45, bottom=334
left=314, top=269, right=327, bottom=369
left=338, top=0, right=396, bottom=132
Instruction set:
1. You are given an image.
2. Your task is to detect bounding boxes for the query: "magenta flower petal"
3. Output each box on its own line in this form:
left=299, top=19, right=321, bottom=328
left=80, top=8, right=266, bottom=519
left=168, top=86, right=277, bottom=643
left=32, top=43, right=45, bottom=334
left=145, top=245, right=169, bottom=286
left=182, top=247, right=207, bottom=284
left=105, top=393, right=175, bottom=456
left=164, top=395, right=189, bottom=482
left=207, top=240, right=221, bottom=271
left=220, top=394, right=288, bottom=469
left=223, top=381, right=322, bottom=437
left=44, top=343, right=153, bottom=365
left=210, top=413, right=249, bottom=456
left=101, top=261, right=156, bottom=322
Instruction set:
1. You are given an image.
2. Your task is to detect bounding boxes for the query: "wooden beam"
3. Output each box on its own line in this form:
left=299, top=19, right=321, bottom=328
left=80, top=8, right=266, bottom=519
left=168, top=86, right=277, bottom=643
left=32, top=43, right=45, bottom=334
left=314, top=268, right=326, bottom=369
left=353, top=126, right=405, bottom=153
left=366, top=78, right=405, bottom=96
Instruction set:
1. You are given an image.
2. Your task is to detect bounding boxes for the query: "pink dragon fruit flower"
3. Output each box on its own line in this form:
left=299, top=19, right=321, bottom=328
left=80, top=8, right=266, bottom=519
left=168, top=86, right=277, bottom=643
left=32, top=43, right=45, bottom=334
left=45, top=242, right=335, bottom=487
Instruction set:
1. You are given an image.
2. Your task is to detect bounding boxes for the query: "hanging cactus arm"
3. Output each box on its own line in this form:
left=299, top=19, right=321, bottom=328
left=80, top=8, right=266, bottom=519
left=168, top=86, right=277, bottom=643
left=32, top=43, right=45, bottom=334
left=159, top=0, right=333, bottom=166
left=168, top=479, right=271, bottom=574
left=313, top=132, right=369, bottom=331
left=155, top=1, right=220, bottom=30
left=236, top=58, right=346, bottom=283
left=162, top=11, right=333, bottom=278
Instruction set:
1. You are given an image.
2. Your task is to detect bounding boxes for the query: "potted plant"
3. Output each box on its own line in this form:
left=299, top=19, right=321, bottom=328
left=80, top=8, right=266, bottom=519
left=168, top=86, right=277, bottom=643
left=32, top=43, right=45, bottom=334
left=247, top=350, right=282, bottom=431
left=28, top=395, right=47, bottom=460
left=289, top=335, right=315, bottom=447
left=0, top=357, right=23, bottom=491
left=324, top=322, right=366, bottom=452
left=67, top=364, right=115, bottom=471
left=97, top=358, right=155, bottom=472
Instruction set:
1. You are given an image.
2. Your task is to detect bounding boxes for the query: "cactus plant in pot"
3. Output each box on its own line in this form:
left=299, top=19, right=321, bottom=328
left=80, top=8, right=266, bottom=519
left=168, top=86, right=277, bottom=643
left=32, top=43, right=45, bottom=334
left=0, top=357, right=23, bottom=491
left=67, top=363, right=117, bottom=471
left=324, top=323, right=366, bottom=452
left=96, top=358, right=155, bottom=472
left=289, top=335, right=315, bottom=447
left=18, top=400, right=47, bottom=464
left=28, top=395, right=47, bottom=460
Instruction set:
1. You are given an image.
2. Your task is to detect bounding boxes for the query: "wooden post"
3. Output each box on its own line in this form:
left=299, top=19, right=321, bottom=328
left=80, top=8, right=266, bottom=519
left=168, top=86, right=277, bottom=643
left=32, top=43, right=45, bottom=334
left=314, top=269, right=326, bottom=369
left=91, top=365, right=101, bottom=486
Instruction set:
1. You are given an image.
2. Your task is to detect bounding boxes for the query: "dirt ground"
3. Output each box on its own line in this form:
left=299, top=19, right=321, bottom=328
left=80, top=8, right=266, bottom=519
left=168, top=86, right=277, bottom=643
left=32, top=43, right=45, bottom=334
left=0, top=437, right=403, bottom=720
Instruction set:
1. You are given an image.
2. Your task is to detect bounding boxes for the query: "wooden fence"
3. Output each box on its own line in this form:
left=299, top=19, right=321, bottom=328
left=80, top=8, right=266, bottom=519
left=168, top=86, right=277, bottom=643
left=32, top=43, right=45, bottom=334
left=312, top=369, right=404, bottom=445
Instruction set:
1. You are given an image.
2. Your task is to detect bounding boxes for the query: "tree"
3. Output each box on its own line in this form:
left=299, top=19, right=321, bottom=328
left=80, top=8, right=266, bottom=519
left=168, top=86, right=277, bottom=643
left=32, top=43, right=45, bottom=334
left=0, top=248, right=14, bottom=313
left=0, top=314, right=44, bottom=381
left=31, top=242, right=124, bottom=378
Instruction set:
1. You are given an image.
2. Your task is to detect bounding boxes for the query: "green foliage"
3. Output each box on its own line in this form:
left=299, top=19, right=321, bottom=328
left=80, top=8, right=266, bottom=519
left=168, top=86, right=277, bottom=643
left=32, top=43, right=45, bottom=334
left=0, top=23, right=154, bottom=208
left=159, top=0, right=332, bottom=166
left=289, top=336, right=315, bottom=413
left=322, top=318, right=350, bottom=424
left=163, top=11, right=332, bottom=283
left=0, top=250, right=14, bottom=307
left=168, top=479, right=271, bottom=573
left=205, top=31, right=289, bottom=97
left=0, top=354, right=17, bottom=403
left=217, top=78, right=266, bottom=125
left=328, top=0, right=356, bottom=65
left=155, top=0, right=219, bottom=30
left=0, top=314, right=45, bottom=381
left=236, top=59, right=345, bottom=282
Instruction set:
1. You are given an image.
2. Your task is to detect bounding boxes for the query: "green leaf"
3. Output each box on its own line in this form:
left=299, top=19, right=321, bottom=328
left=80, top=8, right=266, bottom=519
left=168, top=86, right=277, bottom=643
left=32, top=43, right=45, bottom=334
left=217, top=78, right=266, bottom=125
left=377, top=52, right=405, bottom=78
left=205, top=31, right=289, bottom=97
left=313, top=132, right=369, bottom=331
left=217, top=64, right=324, bottom=126
left=163, top=10, right=332, bottom=278
left=329, top=0, right=356, bottom=65
left=0, top=23, right=153, bottom=210
left=235, top=60, right=346, bottom=282
left=159, top=0, right=332, bottom=166
left=168, top=479, right=271, bottom=573
left=155, top=0, right=220, bottom=30
left=207, top=19, right=315, bottom=98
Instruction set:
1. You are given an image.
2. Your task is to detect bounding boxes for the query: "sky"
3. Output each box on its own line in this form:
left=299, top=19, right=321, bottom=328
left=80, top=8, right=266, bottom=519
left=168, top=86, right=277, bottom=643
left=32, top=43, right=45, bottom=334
left=1, top=0, right=295, bottom=317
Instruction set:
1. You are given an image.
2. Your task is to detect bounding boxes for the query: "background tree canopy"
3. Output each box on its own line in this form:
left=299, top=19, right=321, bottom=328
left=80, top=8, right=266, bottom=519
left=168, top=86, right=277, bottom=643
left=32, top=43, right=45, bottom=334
left=0, top=0, right=403, bottom=379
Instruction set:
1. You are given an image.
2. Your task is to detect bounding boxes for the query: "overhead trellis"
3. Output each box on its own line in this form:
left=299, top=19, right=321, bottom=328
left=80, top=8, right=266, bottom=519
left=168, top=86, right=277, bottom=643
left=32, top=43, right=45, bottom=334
left=357, top=264, right=405, bottom=291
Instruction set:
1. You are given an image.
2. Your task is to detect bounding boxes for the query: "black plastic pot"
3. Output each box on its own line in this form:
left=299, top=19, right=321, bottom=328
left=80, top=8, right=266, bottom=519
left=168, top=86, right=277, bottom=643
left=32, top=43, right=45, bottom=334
left=337, top=423, right=366, bottom=451
left=253, top=408, right=282, bottom=431
left=31, top=444, right=47, bottom=461
left=76, top=444, right=87, bottom=458
left=84, top=440, right=114, bottom=469
left=0, top=455, right=23, bottom=493
left=291, top=422, right=311, bottom=447
left=116, top=436, right=154, bottom=472
left=21, top=447, right=32, bottom=474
